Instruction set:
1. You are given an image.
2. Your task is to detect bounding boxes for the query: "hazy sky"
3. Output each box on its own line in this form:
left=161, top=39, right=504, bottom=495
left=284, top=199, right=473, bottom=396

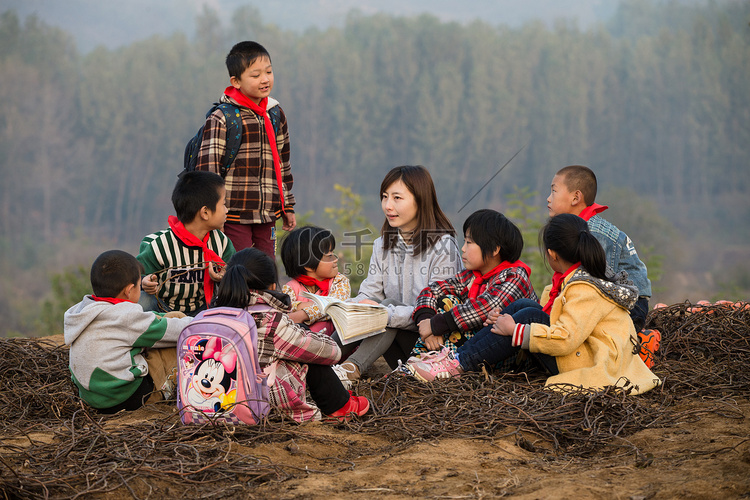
left=4, top=0, right=624, bottom=52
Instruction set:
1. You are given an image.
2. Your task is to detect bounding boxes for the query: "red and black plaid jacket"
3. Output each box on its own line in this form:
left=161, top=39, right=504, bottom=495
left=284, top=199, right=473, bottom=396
left=196, top=95, right=295, bottom=224
left=412, top=267, right=538, bottom=338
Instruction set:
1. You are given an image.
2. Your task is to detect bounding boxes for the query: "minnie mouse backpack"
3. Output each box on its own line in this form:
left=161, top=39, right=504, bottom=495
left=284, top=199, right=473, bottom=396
left=177, top=306, right=270, bottom=424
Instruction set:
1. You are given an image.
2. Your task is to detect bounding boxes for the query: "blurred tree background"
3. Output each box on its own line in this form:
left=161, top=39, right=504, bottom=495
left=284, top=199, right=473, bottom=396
left=1, top=0, right=748, bottom=336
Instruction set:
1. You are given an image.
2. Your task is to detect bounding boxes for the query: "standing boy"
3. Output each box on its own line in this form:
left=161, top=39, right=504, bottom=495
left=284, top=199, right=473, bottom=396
left=64, top=250, right=193, bottom=413
left=137, top=171, right=235, bottom=316
left=546, top=165, right=652, bottom=330
left=196, top=40, right=296, bottom=256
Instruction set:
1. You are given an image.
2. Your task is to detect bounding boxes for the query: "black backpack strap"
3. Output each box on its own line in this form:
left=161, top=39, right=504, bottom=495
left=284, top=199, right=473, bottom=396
left=267, top=105, right=281, bottom=137
left=215, top=103, right=243, bottom=178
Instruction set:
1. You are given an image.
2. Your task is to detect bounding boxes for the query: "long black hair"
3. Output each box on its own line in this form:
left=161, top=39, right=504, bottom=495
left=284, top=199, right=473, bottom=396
left=541, top=214, right=607, bottom=280
left=212, top=248, right=279, bottom=308
left=380, top=165, right=455, bottom=257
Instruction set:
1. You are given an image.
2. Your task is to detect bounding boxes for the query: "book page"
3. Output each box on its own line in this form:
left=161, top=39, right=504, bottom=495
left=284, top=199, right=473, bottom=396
left=300, top=292, right=388, bottom=344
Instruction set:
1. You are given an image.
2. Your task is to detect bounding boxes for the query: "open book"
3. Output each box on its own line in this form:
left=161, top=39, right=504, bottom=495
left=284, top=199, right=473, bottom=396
left=300, top=292, right=388, bottom=344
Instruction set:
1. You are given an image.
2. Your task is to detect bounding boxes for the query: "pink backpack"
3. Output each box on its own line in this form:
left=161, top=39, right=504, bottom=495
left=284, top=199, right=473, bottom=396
left=177, top=306, right=270, bottom=424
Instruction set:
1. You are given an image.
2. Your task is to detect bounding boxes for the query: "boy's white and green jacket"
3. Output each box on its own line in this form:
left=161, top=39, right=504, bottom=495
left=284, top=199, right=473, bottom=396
left=63, top=296, right=192, bottom=409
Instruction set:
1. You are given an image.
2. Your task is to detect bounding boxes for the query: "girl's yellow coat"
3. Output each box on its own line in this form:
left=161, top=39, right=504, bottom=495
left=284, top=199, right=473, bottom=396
left=532, top=273, right=660, bottom=394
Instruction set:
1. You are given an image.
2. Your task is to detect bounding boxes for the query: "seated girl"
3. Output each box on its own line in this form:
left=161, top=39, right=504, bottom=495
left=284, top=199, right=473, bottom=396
left=410, top=209, right=536, bottom=358
left=212, top=248, right=368, bottom=422
left=280, top=226, right=350, bottom=335
left=407, top=214, right=660, bottom=395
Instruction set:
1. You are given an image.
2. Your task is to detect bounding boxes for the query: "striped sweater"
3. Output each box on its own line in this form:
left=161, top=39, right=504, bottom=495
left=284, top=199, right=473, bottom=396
left=136, top=227, right=235, bottom=314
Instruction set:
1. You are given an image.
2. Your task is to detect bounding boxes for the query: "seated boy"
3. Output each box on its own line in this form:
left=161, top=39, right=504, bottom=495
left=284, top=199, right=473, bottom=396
left=64, top=250, right=193, bottom=413
left=410, top=209, right=537, bottom=356
left=547, top=165, right=652, bottom=330
left=137, top=171, right=235, bottom=315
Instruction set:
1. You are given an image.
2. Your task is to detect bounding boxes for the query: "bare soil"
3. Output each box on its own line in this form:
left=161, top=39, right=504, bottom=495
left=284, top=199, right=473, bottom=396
left=3, top=318, right=750, bottom=500
left=214, top=361, right=750, bottom=500
left=87, top=362, right=750, bottom=500
left=246, top=399, right=750, bottom=500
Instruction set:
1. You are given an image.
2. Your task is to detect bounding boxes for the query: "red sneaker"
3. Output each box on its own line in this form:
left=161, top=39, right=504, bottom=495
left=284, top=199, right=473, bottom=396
left=638, top=329, right=661, bottom=369
left=326, top=393, right=370, bottom=422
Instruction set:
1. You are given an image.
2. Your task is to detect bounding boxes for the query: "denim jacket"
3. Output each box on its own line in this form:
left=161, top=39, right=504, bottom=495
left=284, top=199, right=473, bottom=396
left=587, top=215, right=652, bottom=298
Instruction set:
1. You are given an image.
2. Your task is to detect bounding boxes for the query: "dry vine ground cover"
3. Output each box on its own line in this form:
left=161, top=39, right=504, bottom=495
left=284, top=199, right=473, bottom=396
left=2, top=303, right=750, bottom=499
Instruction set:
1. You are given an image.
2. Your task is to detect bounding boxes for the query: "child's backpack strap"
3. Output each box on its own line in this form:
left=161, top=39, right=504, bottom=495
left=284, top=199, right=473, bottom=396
left=182, top=102, right=243, bottom=179
left=215, top=103, right=243, bottom=178
left=246, top=303, right=280, bottom=386
left=267, top=105, right=281, bottom=138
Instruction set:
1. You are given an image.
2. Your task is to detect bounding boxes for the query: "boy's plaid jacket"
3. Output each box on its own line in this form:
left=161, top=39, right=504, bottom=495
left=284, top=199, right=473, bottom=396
left=197, top=95, right=295, bottom=224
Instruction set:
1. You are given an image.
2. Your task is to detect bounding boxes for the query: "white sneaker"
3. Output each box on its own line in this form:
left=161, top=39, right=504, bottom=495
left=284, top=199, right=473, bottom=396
left=332, top=362, right=359, bottom=389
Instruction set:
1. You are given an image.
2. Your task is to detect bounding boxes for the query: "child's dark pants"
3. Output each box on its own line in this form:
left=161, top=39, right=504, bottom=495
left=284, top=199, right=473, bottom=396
left=305, top=364, right=351, bottom=414
left=456, top=299, right=558, bottom=375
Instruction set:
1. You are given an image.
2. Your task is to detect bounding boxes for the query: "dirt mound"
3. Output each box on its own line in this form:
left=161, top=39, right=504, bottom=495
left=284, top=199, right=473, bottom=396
left=2, top=303, right=749, bottom=499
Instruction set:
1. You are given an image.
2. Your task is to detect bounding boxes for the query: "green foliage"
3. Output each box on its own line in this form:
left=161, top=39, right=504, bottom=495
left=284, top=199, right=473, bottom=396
left=504, top=186, right=550, bottom=295
left=638, top=245, right=664, bottom=292
left=599, top=187, right=673, bottom=295
left=714, top=265, right=750, bottom=303
left=275, top=209, right=314, bottom=272
left=324, top=184, right=378, bottom=293
left=1, top=1, right=749, bottom=333
left=38, top=266, right=91, bottom=337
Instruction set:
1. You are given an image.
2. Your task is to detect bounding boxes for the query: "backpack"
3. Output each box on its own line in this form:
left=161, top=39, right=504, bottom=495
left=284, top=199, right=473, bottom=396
left=177, top=305, right=271, bottom=425
left=182, top=102, right=282, bottom=178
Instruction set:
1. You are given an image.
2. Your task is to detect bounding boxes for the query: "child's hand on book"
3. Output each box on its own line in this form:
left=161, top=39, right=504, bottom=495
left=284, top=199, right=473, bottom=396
left=358, top=299, right=379, bottom=306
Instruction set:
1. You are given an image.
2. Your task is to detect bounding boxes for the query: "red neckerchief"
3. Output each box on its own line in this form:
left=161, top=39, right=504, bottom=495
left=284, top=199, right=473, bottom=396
left=295, top=275, right=332, bottom=296
left=578, top=203, right=608, bottom=221
left=91, top=295, right=132, bottom=304
left=542, top=263, right=580, bottom=314
left=468, top=260, right=532, bottom=300
left=168, top=215, right=225, bottom=305
left=224, top=86, right=286, bottom=214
